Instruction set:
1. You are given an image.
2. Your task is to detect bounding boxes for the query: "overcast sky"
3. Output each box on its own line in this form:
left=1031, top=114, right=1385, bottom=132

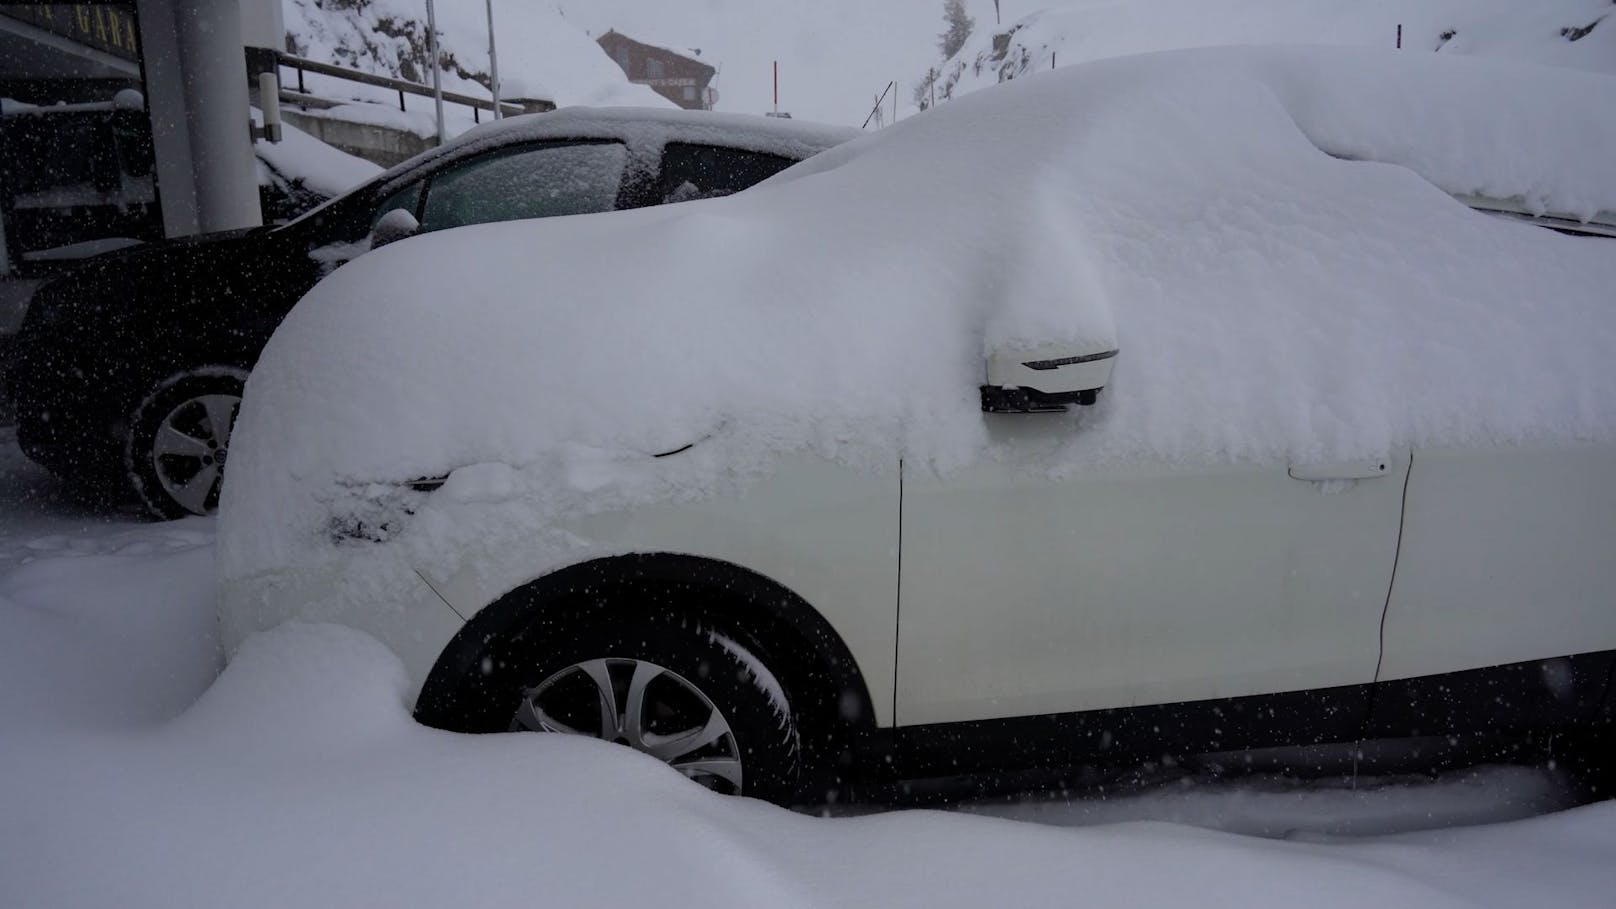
left=559, top=0, right=1029, bottom=124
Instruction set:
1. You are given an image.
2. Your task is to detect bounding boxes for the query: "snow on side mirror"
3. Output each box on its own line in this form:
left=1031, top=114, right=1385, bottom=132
left=981, top=343, right=1117, bottom=413
left=370, top=209, right=421, bottom=250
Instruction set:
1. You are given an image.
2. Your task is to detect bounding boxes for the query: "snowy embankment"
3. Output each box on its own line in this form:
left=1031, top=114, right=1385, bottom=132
left=0, top=455, right=1606, bottom=906
left=556, top=0, right=1612, bottom=125
left=918, top=0, right=1615, bottom=113
left=281, top=0, right=670, bottom=143
left=222, top=46, right=1616, bottom=583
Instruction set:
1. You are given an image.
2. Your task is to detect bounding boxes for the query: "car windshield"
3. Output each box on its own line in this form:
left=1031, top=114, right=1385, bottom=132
left=2, top=2, right=1615, bottom=907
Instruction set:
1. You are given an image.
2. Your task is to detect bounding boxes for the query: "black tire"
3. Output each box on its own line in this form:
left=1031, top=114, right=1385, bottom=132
left=1551, top=727, right=1616, bottom=802
left=125, top=366, right=248, bottom=519
left=497, top=605, right=803, bottom=804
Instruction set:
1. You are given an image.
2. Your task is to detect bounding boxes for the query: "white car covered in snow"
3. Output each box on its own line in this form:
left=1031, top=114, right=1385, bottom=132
left=220, top=46, right=1616, bottom=805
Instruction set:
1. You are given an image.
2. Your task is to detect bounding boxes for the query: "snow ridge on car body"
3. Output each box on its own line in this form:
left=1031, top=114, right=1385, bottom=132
left=221, top=47, right=1616, bottom=738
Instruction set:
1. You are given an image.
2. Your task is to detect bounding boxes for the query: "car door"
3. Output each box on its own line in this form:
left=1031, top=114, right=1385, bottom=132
left=897, top=413, right=1409, bottom=740
left=1368, top=443, right=1616, bottom=736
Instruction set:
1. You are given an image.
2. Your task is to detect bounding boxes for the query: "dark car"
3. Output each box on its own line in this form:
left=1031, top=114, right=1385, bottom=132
left=8, top=108, right=856, bottom=517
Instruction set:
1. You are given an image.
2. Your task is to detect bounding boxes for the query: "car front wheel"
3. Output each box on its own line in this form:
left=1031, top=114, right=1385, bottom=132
left=502, top=609, right=802, bottom=803
left=126, top=366, right=248, bottom=519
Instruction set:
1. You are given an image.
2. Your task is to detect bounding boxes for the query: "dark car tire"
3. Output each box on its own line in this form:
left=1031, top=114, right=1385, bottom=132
left=497, top=606, right=803, bottom=804
left=125, top=366, right=249, bottom=519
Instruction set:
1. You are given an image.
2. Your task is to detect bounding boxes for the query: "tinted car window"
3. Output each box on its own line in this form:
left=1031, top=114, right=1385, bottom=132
left=420, top=140, right=628, bottom=232
left=656, top=143, right=796, bottom=204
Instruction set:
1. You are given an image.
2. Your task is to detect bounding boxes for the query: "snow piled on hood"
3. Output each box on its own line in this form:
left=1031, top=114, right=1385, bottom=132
left=221, top=46, right=1616, bottom=579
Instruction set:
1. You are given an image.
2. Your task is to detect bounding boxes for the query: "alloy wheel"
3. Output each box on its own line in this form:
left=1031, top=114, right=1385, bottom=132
left=510, top=657, right=745, bottom=794
left=150, top=392, right=239, bottom=515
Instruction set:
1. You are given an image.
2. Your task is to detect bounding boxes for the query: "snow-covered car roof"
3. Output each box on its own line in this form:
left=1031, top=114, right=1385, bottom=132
left=223, top=45, right=1616, bottom=580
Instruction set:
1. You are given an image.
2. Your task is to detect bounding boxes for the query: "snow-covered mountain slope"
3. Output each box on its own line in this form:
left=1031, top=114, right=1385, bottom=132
left=559, top=0, right=950, bottom=126
left=556, top=0, right=1616, bottom=126
left=282, top=0, right=1615, bottom=129
left=916, top=0, right=1616, bottom=113
left=282, top=0, right=670, bottom=114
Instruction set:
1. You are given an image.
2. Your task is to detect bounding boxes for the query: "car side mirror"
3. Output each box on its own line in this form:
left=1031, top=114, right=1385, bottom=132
left=981, top=343, right=1118, bottom=413
left=370, top=209, right=420, bottom=250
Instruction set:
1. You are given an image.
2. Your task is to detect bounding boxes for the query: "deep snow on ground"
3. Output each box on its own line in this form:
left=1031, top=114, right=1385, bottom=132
left=0, top=434, right=1612, bottom=906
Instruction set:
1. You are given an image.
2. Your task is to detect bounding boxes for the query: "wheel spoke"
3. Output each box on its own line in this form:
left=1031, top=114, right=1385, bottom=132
left=153, top=423, right=211, bottom=459
left=646, top=711, right=731, bottom=762
left=620, top=661, right=662, bottom=748
left=671, top=757, right=743, bottom=790
left=511, top=697, right=584, bottom=736
left=198, top=394, right=238, bottom=444
left=576, top=659, right=621, bottom=739
left=168, top=462, right=220, bottom=514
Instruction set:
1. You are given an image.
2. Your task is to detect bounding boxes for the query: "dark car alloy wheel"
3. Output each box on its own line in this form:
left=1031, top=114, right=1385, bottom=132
left=126, top=366, right=248, bottom=519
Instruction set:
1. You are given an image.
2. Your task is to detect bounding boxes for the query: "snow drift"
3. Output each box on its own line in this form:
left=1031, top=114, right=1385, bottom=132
left=221, top=46, right=1616, bottom=581
left=4, top=568, right=1609, bottom=907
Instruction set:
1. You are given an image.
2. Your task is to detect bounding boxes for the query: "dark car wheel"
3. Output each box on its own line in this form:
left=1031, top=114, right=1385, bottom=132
left=501, top=609, right=802, bottom=803
left=126, top=366, right=248, bottom=519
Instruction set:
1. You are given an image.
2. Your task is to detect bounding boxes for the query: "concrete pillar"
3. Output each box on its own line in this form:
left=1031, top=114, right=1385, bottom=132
left=174, top=0, right=260, bottom=232
left=138, top=0, right=200, bottom=237
left=137, top=0, right=262, bottom=236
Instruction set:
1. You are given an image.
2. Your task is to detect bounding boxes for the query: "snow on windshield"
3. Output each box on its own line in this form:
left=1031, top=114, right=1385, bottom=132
left=221, top=45, right=1616, bottom=580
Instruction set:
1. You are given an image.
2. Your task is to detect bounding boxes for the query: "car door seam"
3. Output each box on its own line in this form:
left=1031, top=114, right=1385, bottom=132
left=1351, top=449, right=1412, bottom=784
left=892, top=457, right=904, bottom=727
left=413, top=567, right=469, bottom=623
left=1373, top=449, right=1414, bottom=689
left=1357, top=446, right=1415, bottom=768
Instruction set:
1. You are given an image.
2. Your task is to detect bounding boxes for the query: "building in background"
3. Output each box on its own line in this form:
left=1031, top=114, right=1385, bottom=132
left=1, top=0, right=273, bottom=323
left=597, top=29, right=716, bottom=111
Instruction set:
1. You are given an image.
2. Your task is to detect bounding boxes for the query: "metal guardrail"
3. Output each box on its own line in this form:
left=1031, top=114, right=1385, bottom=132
left=275, top=52, right=529, bottom=124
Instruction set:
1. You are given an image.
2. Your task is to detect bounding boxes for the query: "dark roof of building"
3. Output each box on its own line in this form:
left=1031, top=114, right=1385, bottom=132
left=597, top=29, right=716, bottom=75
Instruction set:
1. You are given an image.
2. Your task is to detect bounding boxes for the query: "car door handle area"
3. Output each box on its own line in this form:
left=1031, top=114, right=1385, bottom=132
left=1288, top=459, right=1392, bottom=481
